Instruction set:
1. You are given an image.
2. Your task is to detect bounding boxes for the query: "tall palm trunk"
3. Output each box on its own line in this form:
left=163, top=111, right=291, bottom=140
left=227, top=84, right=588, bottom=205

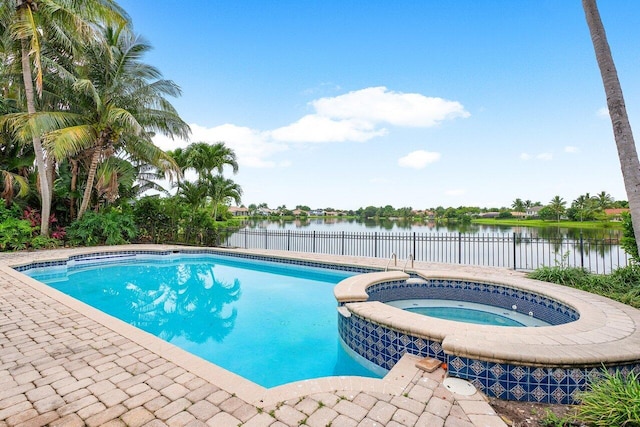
left=20, top=39, right=51, bottom=236
left=70, top=159, right=78, bottom=219
left=78, top=148, right=101, bottom=219
left=583, top=0, right=640, bottom=257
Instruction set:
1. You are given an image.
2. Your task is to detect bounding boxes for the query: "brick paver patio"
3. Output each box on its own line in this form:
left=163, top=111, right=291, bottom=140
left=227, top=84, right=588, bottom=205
left=0, top=246, right=508, bottom=426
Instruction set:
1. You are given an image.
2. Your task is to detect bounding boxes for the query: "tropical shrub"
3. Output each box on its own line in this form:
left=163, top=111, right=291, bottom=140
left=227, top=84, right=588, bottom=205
left=0, top=218, right=34, bottom=251
left=66, top=209, right=137, bottom=246
left=30, top=235, right=62, bottom=249
left=528, top=265, right=640, bottom=308
left=23, top=207, right=66, bottom=240
left=0, top=203, right=23, bottom=222
left=132, top=196, right=173, bottom=243
left=620, top=212, right=638, bottom=262
left=576, top=369, right=640, bottom=426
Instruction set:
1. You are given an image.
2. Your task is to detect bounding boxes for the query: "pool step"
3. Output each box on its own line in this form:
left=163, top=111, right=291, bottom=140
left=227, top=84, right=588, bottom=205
left=415, top=357, right=442, bottom=373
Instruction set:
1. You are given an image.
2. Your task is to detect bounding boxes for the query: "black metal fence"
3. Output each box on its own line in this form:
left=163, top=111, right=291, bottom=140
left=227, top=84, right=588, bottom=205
left=211, top=228, right=628, bottom=274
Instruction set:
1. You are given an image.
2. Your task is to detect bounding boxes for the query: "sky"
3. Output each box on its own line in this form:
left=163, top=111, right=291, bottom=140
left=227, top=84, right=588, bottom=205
left=117, top=0, right=640, bottom=211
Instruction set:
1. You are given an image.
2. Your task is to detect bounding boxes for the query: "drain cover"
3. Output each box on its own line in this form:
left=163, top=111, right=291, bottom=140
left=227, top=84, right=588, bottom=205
left=443, top=377, right=477, bottom=395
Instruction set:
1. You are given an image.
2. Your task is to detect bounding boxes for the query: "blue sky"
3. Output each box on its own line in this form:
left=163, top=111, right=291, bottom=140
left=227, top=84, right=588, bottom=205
left=118, top=0, right=640, bottom=210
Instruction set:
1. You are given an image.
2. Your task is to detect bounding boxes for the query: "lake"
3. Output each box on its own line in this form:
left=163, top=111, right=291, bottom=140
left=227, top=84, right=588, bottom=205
left=242, top=217, right=621, bottom=240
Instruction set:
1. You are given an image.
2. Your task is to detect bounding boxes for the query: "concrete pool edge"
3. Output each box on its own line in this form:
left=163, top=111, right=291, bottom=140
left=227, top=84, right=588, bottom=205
left=2, top=245, right=417, bottom=407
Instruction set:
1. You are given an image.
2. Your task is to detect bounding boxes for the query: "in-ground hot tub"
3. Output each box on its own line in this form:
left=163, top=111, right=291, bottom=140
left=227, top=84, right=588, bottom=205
left=334, top=267, right=640, bottom=404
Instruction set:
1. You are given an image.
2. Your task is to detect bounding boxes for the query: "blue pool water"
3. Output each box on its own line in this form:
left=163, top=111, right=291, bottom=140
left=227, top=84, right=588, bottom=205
left=387, top=299, right=550, bottom=327
left=406, top=307, right=524, bottom=326
left=24, top=254, right=380, bottom=387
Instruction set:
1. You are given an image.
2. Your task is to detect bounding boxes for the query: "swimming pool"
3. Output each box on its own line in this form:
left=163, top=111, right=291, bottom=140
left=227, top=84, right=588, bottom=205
left=22, top=252, right=380, bottom=387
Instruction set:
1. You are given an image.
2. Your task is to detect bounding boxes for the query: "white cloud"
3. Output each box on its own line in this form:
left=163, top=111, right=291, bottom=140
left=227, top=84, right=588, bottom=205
left=312, top=86, right=470, bottom=127
left=398, top=150, right=441, bottom=169
left=564, top=146, right=580, bottom=153
left=520, top=153, right=532, bottom=160
left=269, top=115, right=387, bottom=143
left=445, top=189, right=466, bottom=196
left=597, top=107, right=609, bottom=118
left=270, top=86, right=469, bottom=143
left=153, top=123, right=289, bottom=169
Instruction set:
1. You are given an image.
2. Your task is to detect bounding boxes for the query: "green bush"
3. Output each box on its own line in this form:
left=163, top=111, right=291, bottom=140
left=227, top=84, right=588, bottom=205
left=132, top=196, right=173, bottom=243
left=66, top=209, right=137, bottom=246
left=30, top=235, right=62, bottom=250
left=620, top=212, right=639, bottom=262
left=528, top=266, right=591, bottom=287
left=528, top=265, right=640, bottom=309
left=0, top=217, right=34, bottom=251
left=577, top=369, right=640, bottom=426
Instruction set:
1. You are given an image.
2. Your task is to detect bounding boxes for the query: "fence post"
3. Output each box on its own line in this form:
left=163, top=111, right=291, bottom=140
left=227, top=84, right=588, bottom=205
left=580, top=231, right=584, bottom=269
left=513, top=232, right=517, bottom=270
left=265, top=228, right=268, bottom=249
left=375, top=232, right=378, bottom=258
left=341, top=231, right=345, bottom=255
left=287, top=230, right=291, bottom=251
left=313, top=231, right=316, bottom=253
left=413, top=232, right=416, bottom=261
left=458, top=232, right=462, bottom=264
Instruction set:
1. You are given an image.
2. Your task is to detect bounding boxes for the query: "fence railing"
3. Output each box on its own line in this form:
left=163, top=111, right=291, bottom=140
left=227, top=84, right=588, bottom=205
left=209, top=228, right=629, bottom=274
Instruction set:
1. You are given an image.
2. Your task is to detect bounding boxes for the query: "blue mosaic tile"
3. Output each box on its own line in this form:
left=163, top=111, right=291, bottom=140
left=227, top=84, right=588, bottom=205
left=366, top=278, right=579, bottom=325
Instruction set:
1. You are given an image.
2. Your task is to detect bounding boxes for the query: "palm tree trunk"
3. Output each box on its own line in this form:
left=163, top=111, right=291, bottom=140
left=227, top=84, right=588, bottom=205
left=78, top=148, right=101, bottom=219
left=583, top=0, right=640, bottom=257
left=21, top=39, right=51, bottom=236
left=70, top=159, right=78, bottom=220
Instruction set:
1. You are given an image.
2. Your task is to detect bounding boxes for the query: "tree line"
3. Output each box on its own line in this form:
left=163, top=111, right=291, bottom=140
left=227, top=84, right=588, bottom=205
left=239, top=190, right=627, bottom=223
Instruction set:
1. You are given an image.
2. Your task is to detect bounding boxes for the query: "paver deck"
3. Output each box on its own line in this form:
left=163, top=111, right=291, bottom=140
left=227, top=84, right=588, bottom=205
left=0, top=245, right=513, bottom=426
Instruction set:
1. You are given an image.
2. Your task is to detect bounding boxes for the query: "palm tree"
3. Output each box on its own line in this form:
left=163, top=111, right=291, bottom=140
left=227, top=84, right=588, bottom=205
left=206, top=175, right=242, bottom=221
left=548, top=196, right=566, bottom=222
left=511, top=198, right=525, bottom=217
left=43, top=25, right=189, bottom=218
left=583, top=0, right=640, bottom=256
left=592, top=190, right=614, bottom=211
left=572, top=194, right=595, bottom=222
left=182, top=142, right=239, bottom=181
left=177, top=180, right=207, bottom=210
left=2, top=0, right=128, bottom=234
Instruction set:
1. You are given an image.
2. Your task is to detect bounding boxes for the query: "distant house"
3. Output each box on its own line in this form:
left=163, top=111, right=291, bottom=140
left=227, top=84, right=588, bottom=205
left=604, top=208, right=630, bottom=222
left=325, top=211, right=339, bottom=217
left=228, top=206, right=249, bottom=216
left=309, top=209, right=324, bottom=216
left=510, top=211, right=527, bottom=218
left=257, top=207, right=273, bottom=216
left=525, top=206, right=544, bottom=218
left=292, top=209, right=305, bottom=217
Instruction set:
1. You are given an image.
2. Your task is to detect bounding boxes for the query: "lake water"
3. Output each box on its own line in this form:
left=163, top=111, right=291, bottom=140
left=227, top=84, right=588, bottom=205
left=242, top=218, right=620, bottom=239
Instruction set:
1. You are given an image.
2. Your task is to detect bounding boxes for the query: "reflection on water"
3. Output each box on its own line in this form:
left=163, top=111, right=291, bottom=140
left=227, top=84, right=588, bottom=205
left=35, top=261, right=242, bottom=343
left=243, top=218, right=620, bottom=239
